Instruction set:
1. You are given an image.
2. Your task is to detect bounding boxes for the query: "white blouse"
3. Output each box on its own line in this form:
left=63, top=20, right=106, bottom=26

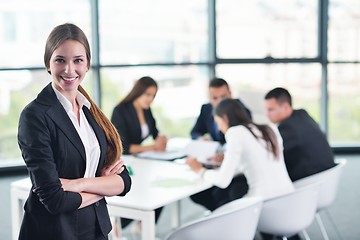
left=203, top=124, right=294, bottom=200
left=141, top=123, right=150, bottom=139
left=52, top=84, right=100, bottom=178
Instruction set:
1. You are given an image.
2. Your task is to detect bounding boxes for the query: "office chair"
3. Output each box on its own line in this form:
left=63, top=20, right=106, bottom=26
left=165, top=197, right=263, bottom=240
left=293, top=159, right=347, bottom=240
left=257, top=183, right=319, bottom=240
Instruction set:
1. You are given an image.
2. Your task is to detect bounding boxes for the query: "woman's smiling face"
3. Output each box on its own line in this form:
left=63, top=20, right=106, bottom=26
left=48, top=39, right=88, bottom=96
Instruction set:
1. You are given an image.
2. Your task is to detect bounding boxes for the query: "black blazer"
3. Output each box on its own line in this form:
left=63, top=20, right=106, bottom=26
left=111, top=102, right=159, bottom=154
left=190, top=99, right=252, bottom=145
left=279, top=109, right=335, bottom=181
left=17, top=83, right=131, bottom=240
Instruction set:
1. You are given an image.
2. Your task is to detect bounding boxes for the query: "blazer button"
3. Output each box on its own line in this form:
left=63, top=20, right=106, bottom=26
left=95, top=201, right=99, bottom=207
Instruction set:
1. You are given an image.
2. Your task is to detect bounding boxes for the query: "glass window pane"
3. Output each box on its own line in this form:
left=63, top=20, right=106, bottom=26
left=0, top=70, right=49, bottom=167
left=100, top=66, right=209, bottom=137
left=328, top=0, right=360, bottom=61
left=0, top=0, right=91, bottom=68
left=328, top=64, right=360, bottom=146
left=217, top=0, right=318, bottom=59
left=216, top=64, right=322, bottom=124
left=99, top=0, right=208, bottom=65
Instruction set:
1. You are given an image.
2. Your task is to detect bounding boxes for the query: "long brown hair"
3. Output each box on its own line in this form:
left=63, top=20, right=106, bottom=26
left=215, top=98, right=280, bottom=159
left=44, top=23, right=122, bottom=166
left=120, top=76, right=158, bottom=104
left=78, top=86, right=122, bottom=166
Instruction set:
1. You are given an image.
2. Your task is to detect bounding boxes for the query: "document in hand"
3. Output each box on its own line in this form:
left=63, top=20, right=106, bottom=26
left=183, top=140, right=221, bottom=162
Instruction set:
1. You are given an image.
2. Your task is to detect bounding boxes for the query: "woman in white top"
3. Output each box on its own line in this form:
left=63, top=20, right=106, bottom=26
left=187, top=98, right=294, bottom=201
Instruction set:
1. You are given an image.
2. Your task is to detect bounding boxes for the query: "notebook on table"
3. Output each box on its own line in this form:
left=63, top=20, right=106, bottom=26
left=136, top=150, right=186, bottom=161
left=136, top=139, right=220, bottom=162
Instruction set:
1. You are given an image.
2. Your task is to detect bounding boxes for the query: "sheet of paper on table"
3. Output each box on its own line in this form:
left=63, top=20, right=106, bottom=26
left=136, top=139, right=220, bottom=162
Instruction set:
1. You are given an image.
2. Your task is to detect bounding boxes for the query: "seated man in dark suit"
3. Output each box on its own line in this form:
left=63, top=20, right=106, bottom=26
left=263, top=87, right=336, bottom=240
left=189, top=78, right=251, bottom=211
left=264, top=87, right=335, bottom=182
left=191, top=78, right=251, bottom=145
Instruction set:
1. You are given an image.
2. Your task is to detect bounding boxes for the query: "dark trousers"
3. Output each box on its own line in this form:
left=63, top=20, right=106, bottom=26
left=261, top=233, right=301, bottom=240
left=190, top=174, right=248, bottom=211
left=120, top=207, right=163, bottom=229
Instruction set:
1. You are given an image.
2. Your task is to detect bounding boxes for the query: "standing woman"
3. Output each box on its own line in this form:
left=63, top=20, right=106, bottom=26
left=111, top=76, right=167, bottom=155
left=187, top=98, right=294, bottom=205
left=17, top=23, right=131, bottom=240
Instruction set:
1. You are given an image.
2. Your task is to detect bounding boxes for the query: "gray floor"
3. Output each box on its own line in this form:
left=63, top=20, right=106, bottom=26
left=1, top=155, right=359, bottom=240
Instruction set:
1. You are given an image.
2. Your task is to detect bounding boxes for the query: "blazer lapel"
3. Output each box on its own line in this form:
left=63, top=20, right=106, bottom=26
left=37, top=84, right=86, bottom=161
left=129, top=103, right=142, bottom=140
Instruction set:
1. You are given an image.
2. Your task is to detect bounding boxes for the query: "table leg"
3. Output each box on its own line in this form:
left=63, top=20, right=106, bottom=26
left=171, top=200, right=181, bottom=229
left=141, top=211, right=156, bottom=240
left=11, top=187, right=27, bottom=240
left=107, top=205, right=156, bottom=240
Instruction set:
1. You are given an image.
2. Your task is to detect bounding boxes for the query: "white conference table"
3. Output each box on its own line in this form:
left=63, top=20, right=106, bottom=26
left=11, top=155, right=212, bottom=240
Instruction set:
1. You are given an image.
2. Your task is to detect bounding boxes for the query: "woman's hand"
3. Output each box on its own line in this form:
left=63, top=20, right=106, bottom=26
left=186, top=157, right=203, bottom=173
left=101, top=159, right=124, bottom=176
left=154, top=135, right=167, bottom=151
left=59, top=159, right=126, bottom=196
left=207, top=152, right=224, bottom=164
left=60, top=178, right=83, bottom=193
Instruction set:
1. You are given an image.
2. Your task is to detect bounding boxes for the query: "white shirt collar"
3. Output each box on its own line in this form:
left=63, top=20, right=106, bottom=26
left=51, top=83, right=91, bottom=112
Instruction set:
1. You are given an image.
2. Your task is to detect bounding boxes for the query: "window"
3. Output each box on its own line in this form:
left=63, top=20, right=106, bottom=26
left=99, top=0, right=208, bottom=65
left=328, top=0, right=360, bottom=147
left=0, top=0, right=91, bottom=68
left=0, top=70, right=48, bottom=167
left=328, top=0, right=360, bottom=61
left=217, top=0, right=318, bottom=59
left=328, top=64, right=360, bottom=146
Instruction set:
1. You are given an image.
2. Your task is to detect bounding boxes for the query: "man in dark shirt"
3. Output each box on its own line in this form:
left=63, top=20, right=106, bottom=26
left=264, top=87, right=335, bottom=182
left=263, top=87, right=335, bottom=240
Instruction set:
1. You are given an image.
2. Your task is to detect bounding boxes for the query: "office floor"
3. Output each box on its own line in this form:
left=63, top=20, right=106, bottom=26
left=1, top=155, right=359, bottom=240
